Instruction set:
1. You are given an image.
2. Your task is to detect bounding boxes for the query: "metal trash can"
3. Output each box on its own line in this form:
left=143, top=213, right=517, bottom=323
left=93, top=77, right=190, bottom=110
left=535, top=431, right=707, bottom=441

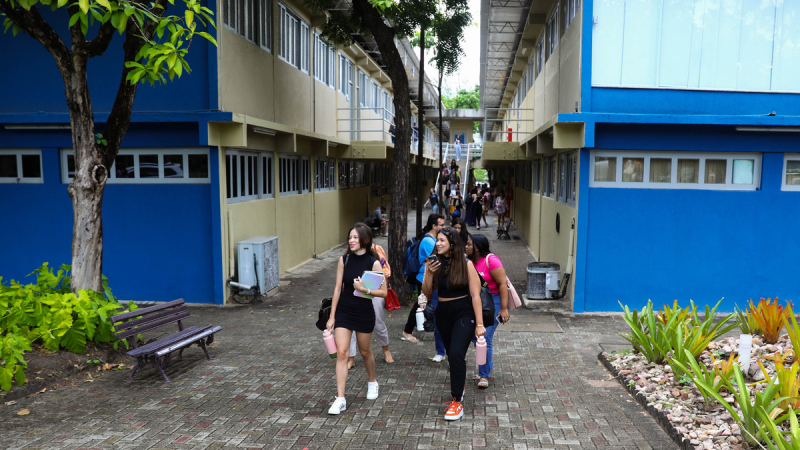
left=526, top=262, right=561, bottom=299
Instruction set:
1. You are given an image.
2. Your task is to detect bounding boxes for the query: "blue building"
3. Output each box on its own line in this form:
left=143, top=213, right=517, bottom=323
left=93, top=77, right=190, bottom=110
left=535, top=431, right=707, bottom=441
left=478, top=0, right=800, bottom=312
left=0, top=0, right=442, bottom=304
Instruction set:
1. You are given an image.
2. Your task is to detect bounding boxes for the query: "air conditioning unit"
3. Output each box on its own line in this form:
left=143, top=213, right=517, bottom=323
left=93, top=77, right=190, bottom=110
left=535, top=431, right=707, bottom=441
left=237, top=237, right=279, bottom=295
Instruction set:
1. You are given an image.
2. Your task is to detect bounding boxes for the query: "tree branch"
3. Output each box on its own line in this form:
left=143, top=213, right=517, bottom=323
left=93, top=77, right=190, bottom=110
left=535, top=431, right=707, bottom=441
left=83, top=21, right=117, bottom=58
left=0, top=2, right=71, bottom=73
left=100, top=0, right=169, bottom=167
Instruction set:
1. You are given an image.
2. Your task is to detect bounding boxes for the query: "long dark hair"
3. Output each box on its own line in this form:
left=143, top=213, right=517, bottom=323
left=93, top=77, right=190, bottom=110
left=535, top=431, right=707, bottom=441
left=469, top=234, right=491, bottom=263
left=344, top=222, right=379, bottom=260
left=450, top=217, right=469, bottom=245
left=436, top=227, right=469, bottom=289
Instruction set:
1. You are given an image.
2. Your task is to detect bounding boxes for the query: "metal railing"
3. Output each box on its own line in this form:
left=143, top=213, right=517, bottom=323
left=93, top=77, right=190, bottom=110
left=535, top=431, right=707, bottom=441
left=482, top=108, right=535, bottom=143
left=337, top=106, right=439, bottom=160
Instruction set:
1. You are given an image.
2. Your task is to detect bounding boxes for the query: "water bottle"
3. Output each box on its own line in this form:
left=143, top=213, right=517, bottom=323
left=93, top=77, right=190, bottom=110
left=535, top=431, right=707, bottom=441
left=415, top=308, right=425, bottom=331
left=323, top=330, right=337, bottom=359
left=475, top=336, right=487, bottom=365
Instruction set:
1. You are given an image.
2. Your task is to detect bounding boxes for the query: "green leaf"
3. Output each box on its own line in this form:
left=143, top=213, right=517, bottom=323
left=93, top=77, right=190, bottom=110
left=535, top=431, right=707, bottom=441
left=61, top=321, right=87, bottom=353
left=69, top=12, right=81, bottom=27
left=14, top=365, right=26, bottom=386
left=96, top=0, right=110, bottom=8
left=78, top=0, right=88, bottom=14
left=0, top=367, right=12, bottom=392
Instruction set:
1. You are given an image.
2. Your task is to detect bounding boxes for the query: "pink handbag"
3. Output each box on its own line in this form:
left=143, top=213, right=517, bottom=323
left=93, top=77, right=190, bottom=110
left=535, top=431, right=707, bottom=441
left=485, top=254, right=522, bottom=310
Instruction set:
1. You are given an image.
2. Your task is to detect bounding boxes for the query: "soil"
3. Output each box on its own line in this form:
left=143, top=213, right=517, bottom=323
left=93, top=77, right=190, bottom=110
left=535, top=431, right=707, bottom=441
left=0, top=343, right=127, bottom=403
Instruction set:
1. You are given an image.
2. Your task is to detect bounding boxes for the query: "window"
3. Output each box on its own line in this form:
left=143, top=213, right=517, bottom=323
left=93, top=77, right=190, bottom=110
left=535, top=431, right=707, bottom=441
left=382, top=91, right=391, bottom=120
left=0, top=149, right=42, bottom=183
left=592, top=1, right=800, bottom=92
left=222, top=0, right=272, bottom=50
left=557, top=152, right=577, bottom=206
left=314, top=33, right=336, bottom=87
left=315, top=157, right=336, bottom=192
left=535, top=36, right=545, bottom=76
left=546, top=5, right=559, bottom=60
left=62, top=149, right=210, bottom=184
left=371, top=162, right=390, bottom=185
left=563, top=0, right=579, bottom=32
left=278, top=4, right=309, bottom=72
left=782, top=154, right=800, bottom=191
left=533, top=159, right=541, bottom=193
left=589, top=151, right=762, bottom=190
left=357, top=70, right=368, bottom=108
left=371, top=81, right=381, bottom=114
left=355, top=161, right=368, bottom=187
left=339, top=53, right=353, bottom=100
left=225, top=150, right=272, bottom=202
left=278, top=154, right=310, bottom=195
left=338, top=160, right=353, bottom=189
left=542, top=156, right=556, bottom=198
left=524, top=161, right=532, bottom=191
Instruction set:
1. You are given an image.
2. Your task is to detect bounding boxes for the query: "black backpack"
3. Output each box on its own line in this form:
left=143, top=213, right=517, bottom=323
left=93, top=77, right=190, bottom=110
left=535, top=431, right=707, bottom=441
left=315, top=298, right=333, bottom=331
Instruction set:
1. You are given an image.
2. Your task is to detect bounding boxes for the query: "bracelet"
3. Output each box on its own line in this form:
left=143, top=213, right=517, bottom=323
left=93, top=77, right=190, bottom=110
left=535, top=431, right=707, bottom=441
left=367, top=288, right=371, bottom=295
left=476, top=324, right=485, bottom=328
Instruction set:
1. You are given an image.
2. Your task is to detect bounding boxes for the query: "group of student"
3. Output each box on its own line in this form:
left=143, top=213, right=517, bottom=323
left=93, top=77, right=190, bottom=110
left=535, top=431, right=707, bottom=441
left=325, top=213, right=511, bottom=421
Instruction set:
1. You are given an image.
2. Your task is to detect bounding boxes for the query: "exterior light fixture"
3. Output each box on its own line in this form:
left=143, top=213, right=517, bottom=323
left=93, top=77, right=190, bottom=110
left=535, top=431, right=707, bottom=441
left=736, top=126, right=800, bottom=132
left=5, top=124, right=71, bottom=130
left=252, top=126, right=277, bottom=136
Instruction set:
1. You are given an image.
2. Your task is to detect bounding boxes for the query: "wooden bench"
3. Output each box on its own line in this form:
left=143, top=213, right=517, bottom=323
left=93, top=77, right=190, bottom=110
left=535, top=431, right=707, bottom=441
left=497, top=217, right=513, bottom=239
left=111, top=299, right=222, bottom=383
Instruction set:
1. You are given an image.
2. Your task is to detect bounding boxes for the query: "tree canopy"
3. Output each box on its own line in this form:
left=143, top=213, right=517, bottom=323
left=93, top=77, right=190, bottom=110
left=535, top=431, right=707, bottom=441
left=443, top=85, right=479, bottom=109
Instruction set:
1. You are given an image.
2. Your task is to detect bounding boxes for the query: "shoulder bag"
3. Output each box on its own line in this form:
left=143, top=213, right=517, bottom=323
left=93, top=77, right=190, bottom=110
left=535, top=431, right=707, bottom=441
left=485, top=254, right=522, bottom=311
left=471, top=264, right=496, bottom=327
left=316, top=254, right=350, bottom=330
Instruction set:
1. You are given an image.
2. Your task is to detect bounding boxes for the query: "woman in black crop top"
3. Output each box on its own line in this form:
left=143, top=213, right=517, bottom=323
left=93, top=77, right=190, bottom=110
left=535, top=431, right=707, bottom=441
left=421, top=227, right=486, bottom=421
left=325, top=223, right=387, bottom=415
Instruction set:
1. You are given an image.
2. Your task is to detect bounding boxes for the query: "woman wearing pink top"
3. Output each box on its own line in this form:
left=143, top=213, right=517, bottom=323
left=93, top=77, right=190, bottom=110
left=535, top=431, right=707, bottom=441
left=465, top=234, right=509, bottom=389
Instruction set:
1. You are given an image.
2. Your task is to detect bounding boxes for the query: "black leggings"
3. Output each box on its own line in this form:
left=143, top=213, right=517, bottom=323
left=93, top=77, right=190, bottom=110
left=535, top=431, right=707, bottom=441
left=404, top=280, right=422, bottom=334
left=435, top=296, right=476, bottom=400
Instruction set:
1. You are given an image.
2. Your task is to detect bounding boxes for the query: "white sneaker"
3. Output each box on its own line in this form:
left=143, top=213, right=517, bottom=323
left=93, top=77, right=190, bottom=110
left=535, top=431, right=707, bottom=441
left=367, top=381, right=379, bottom=400
left=328, top=397, right=346, bottom=415
left=431, top=354, right=445, bottom=362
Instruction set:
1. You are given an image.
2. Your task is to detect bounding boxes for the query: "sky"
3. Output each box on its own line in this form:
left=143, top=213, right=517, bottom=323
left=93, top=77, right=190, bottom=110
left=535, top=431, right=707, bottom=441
left=413, top=0, right=481, bottom=97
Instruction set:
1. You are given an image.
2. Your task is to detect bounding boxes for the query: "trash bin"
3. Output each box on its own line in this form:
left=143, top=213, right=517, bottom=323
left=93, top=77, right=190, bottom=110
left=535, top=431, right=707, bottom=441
left=526, top=262, right=560, bottom=299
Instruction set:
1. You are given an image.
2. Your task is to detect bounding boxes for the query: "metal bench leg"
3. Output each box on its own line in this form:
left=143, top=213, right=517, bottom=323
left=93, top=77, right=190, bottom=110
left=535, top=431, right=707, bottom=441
left=154, top=357, right=171, bottom=383
left=198, top=338, right=213, bottom=361
left=178, top=348, right=185, bottom=360
left=129, top=357, right=145, bottom=382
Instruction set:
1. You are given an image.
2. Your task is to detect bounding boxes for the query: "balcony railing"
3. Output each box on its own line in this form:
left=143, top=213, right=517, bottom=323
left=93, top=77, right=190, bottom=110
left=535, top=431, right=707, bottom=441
left=482, top=108, right=535, bottom=143
left=337, top=106, right=439, bottom=160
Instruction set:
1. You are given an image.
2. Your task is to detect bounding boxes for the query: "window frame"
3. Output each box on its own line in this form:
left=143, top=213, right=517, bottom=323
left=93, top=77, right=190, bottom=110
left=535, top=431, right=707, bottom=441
left=278, top=3, right=309, bottom=72
left=782, top=153, right=800, bottom=191
left=563, top=0, right=579, bottom=32
left=315, top=156, right=337, bottom=192
left=533, top=158, right=542, bottom=194
left=0, top=149, right=43, bottom=184
left=339, top=53, right=353, bottom=100
left=589, top=150, right=762, bottom=191
left=278, top=154, right=310, bottom=196
left=61, top=148, right=211, bottom=185
left=546, top=4, right=559, bottom=60
left=224, top=150, right=273, bottom=203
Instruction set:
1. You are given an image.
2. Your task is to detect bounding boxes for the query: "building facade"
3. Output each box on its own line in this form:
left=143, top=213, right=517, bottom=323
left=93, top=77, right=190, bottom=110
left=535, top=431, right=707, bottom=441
left=479, top=0, right=800, bottom=312
left=0, top=0, right=442, bottom=304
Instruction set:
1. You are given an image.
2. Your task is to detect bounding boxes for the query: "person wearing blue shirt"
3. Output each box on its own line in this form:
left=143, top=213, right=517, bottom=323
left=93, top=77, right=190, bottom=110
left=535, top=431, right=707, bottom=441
left=401, top=214, right=444, bottom=343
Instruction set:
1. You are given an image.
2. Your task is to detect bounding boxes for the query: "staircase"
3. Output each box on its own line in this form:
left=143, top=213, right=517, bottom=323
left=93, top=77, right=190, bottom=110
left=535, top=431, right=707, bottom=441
left=439, top=142, right=483, bottom=198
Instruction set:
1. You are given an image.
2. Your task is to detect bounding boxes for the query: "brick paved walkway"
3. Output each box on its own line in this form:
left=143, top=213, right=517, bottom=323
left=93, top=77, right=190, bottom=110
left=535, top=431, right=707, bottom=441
left=0, top=214, right=676, bottom=449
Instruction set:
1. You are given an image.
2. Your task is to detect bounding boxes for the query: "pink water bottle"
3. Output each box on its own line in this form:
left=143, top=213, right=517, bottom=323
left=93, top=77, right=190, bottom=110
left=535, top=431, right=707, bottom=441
left=323, top=330, right=337, bottom=359
left=476, top=336, right=487, bottom=365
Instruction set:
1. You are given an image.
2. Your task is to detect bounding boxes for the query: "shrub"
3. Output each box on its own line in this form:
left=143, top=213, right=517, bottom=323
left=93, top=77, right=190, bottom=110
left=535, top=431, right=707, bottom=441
left=758, top=406, right=800, bottom=450
left=750, top=297, right=791, bottom=344
left=0, top=263, right=136, bottom=391
left=619, top=300, right=684, bottom=364
left=734, top=304, right=761, bottom=335
left=758, top=352, right=800, bottom=412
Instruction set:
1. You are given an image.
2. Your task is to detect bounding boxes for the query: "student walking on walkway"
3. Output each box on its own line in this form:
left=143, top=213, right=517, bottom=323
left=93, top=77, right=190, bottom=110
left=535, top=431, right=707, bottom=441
left=347, top=243, right=394, bottom=368
left=401, top=214, right=444, bottom=343
left=326, top=223, right=387, bottom=414
left=466, top=234, right=510, bottom=388
left=422, top=227, right=486, bottom=421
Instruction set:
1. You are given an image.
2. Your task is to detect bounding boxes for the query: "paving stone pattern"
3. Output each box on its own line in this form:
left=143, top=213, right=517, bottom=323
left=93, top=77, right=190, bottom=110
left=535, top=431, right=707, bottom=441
left=0, top=218, right=676, bottom=449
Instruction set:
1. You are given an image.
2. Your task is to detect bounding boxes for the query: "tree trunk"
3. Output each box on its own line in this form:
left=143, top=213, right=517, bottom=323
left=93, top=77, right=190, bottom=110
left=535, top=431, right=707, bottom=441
left=351, top=0, right=413, bottom=303
left=437, top=72, right=443, bottom=214
left=63, top=55, right=108, bottom=294
left=415, top=27, right=425, bottom=234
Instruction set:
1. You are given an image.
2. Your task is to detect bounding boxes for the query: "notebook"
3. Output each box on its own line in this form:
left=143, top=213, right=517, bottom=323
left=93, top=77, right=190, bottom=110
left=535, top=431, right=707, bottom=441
left=354, top=271, right=385, bottom=299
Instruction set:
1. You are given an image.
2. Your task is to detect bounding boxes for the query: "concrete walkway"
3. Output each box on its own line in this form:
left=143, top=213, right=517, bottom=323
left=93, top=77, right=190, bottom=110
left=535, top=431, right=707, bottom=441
left=0, top=214, right=675, bottom=449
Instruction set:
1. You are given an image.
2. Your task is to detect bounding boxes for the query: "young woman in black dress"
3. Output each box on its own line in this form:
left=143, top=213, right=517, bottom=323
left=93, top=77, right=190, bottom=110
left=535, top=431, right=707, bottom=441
left=326, top=223, right=387, bottom=414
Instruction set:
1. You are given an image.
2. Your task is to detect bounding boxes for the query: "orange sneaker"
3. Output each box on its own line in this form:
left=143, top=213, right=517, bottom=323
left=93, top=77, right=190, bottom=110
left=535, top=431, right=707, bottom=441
left=444, top=398, right=464, bottom=421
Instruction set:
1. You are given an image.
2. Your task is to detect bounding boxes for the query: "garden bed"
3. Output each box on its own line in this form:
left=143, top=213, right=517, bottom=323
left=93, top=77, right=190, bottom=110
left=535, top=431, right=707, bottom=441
left=601, top=334, right=794, bottom=450
left=0, top=342, right=126, bottom=404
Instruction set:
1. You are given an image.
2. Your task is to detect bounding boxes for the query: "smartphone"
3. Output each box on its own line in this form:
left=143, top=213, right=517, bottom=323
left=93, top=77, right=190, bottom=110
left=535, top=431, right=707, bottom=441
left=424, top=255, right=439, bottom=264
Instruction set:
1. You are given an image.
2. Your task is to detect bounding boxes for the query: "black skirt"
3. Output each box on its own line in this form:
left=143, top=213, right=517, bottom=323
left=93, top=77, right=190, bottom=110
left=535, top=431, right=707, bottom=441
left=335, top=296, right=375, bottom=333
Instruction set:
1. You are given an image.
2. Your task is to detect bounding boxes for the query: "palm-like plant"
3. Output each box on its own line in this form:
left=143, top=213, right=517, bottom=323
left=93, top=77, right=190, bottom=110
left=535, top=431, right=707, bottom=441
left=750, top=297, right=792, bottom=344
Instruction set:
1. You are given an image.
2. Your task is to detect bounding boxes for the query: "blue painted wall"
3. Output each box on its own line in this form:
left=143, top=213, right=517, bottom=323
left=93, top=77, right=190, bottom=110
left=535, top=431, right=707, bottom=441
left=580, top=130, right=800, bottom=312
left=0, top=138, right=220, bottom=304
left=0, top=2, right=215, bottom=114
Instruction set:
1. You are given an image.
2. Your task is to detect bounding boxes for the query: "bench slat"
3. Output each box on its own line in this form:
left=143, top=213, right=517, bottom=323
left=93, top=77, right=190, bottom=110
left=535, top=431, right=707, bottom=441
left=127, top=325, right=206, bottom=357
left=111, top=299, right=185, bottom=323
left=155, top=326, right=222, bottom=357
left=117, top=311, right=191, bottom=339
left=113, top=306, right=189, bottom=333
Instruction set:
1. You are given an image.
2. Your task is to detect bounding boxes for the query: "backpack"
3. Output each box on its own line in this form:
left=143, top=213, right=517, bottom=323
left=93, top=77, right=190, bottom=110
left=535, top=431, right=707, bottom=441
left=316, top=255, right=349, bottom=330
left=403, top=234, right=434, bottom=284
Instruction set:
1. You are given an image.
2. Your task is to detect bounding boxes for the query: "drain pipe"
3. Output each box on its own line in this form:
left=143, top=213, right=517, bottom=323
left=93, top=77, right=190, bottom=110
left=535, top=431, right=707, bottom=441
left=557, top=217, right=576, bottom=299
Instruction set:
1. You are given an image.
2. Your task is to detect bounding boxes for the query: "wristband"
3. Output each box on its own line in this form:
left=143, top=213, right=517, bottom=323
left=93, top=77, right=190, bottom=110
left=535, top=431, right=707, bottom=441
left=476, top=324, right=485, bottom=328
left=367, top=288, right=371, bottom=295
